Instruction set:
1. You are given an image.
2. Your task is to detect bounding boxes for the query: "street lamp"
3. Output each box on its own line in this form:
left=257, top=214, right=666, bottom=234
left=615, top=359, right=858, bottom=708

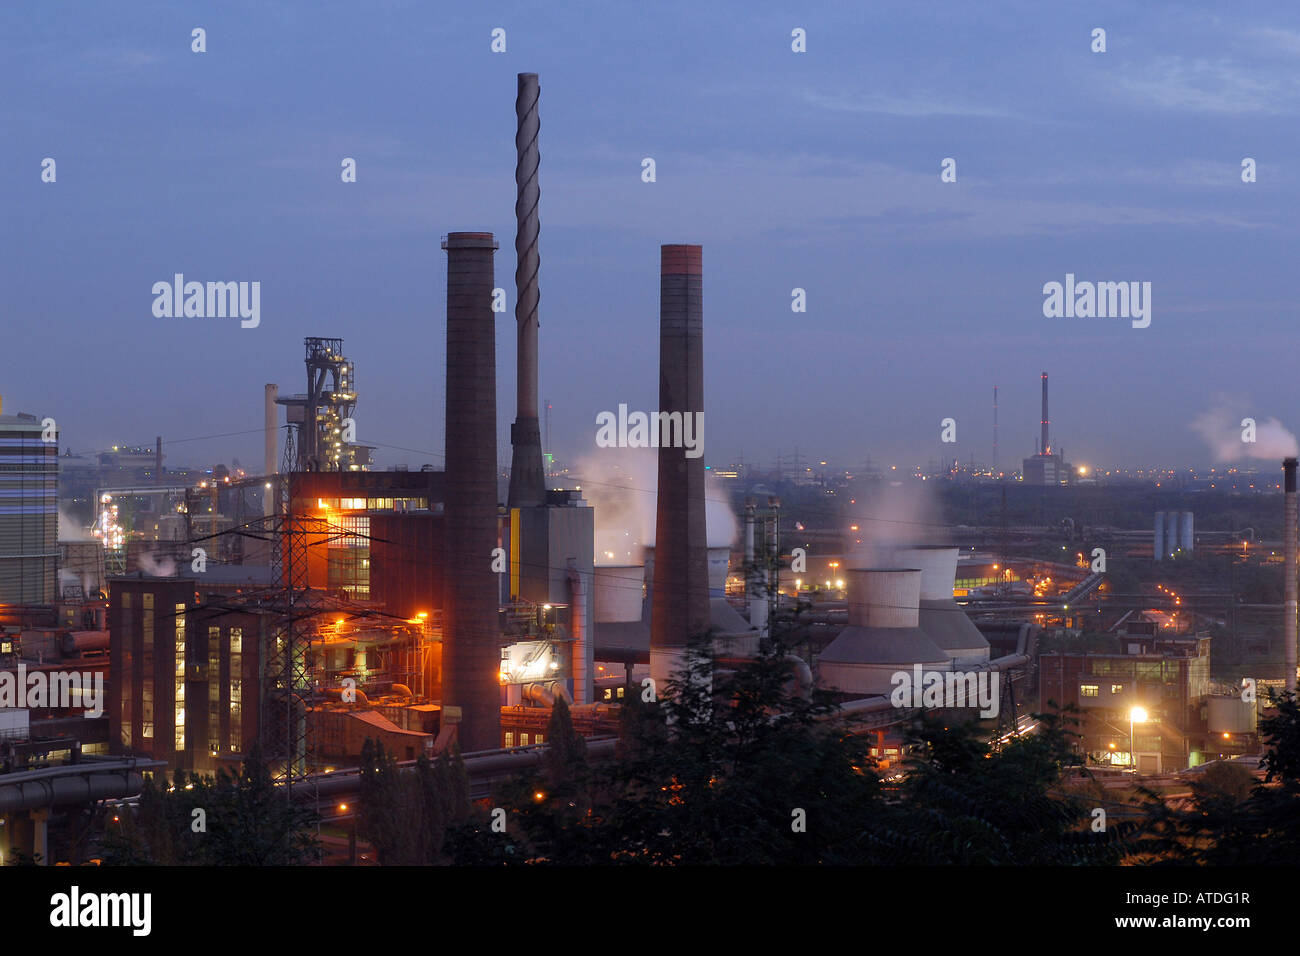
left=1129, top=706, right=1148, bottom=771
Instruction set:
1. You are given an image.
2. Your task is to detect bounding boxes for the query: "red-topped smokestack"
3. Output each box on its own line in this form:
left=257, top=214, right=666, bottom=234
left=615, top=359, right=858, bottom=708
left=650, top=244, right=709, bottom=689
left=441, top=231, right=502, bottom=753
left=1286, top=458, right=1297, bottom=693
left=1040, top=372, right=1050, bottom=457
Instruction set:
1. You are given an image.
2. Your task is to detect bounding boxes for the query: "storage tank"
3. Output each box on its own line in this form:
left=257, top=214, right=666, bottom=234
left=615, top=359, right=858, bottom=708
left=1165, top=511, right=1180, bottom=558
left=1180, top=511, right=1194, bottom=555
left=1154, top=511, right=1164, bottom=562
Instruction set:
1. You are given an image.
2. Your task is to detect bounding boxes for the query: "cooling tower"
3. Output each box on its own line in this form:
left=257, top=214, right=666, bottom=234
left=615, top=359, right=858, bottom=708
left=818, top=569, right=949, bottom=696
left=894, top=546, right=990, bottom=665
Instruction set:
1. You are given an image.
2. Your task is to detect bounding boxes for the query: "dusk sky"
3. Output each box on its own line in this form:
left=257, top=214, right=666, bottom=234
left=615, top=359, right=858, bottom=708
left=4, top=1, right=1300, bottom=474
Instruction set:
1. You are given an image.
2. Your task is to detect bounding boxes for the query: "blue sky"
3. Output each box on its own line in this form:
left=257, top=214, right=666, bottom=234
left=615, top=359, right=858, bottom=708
left=3, top=0, right=1299, bottom=473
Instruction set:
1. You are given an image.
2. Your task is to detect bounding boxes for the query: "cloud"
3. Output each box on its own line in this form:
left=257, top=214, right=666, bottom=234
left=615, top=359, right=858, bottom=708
left=802, top=89, right=1020, bottom=120
left=1109, top=56, right=1300, bottom=114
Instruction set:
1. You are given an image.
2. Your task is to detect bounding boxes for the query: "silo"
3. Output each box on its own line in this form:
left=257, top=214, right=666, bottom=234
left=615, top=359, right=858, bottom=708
left=1154, top=511, right=1164, bottom=562
left=1165, top=511, right=1180, bottom=558
left=1180, top=511, right=1194, bottom=555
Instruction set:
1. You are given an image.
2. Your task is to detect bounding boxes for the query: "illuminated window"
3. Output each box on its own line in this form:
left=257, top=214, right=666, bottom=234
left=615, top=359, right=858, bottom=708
left=520, top=733, right=529, bottom=746
left=603, top=688, right=612, bottom=701
left=1081, top=684, right=1099, bottom=697
left=175, top=605, right=186, bottom=751
left=504, top=732, right=514, bottom=747
left=1111, top=684, right=1124, bottom=695
left=535, top=734, right=544, bottom=745
left=616, top=686, right=625, bottom=699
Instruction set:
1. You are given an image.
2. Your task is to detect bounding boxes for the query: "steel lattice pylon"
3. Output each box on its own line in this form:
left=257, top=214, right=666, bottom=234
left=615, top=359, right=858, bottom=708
left=263, top=426, right=322, bottom=796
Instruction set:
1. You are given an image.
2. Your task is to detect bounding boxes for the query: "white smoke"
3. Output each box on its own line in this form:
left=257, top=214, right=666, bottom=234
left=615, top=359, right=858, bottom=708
left=1191, top=399, right=1299, bottom=461
left=573, top=446, right=737, bottom=566
left=845, top=480, right=942, bottom=568
left=136, top=552, right=177, bottom=577
left=58, top=504, right=92, bottom=541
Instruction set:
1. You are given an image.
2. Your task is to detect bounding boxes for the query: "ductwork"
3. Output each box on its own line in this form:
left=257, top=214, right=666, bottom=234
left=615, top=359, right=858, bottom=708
left=523, top=680, right=572, bottom=706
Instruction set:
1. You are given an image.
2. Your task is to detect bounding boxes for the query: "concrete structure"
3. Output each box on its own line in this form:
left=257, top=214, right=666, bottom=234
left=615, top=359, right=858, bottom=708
left=440, top=232, right=503, bottom=753
left=1165, top=511, right=1180, bottom=558
left=650, top=245, right=710, bottom=689
left=0, top=410, right=58, bottom=603
left=818, top=569, right=949, bottom=696
left=895, top=546, right=991, bottom=666
left=1153, top=511, right=1165, bottom=561
left=1180, top=511, right=1194, bottom=555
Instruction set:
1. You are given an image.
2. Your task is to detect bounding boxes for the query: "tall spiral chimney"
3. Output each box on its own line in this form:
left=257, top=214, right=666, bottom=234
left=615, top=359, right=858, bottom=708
left=508, top=73, right=547, bottom=508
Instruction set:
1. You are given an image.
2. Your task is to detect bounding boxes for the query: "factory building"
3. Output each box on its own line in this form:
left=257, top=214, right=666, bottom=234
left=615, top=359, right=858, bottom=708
left=0, top=406, right=59, bottom=603
left=1039, top=629, right=1218, bottom=772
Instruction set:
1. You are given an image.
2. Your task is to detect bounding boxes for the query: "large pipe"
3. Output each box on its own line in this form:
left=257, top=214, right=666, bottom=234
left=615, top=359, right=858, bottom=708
left=1040, top=371, right=1050, bottom=456
left=650, top=244, right=709, bottom=689
left=441, top=232, right=503, bottom=753
left=508, top=72, right=546, bottom=509
left=1286, top=458, right=1297, bottom=694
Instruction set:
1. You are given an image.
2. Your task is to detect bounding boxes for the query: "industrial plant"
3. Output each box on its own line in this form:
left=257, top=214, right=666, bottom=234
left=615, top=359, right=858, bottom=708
left=1, top=65, right=1296, bottom=881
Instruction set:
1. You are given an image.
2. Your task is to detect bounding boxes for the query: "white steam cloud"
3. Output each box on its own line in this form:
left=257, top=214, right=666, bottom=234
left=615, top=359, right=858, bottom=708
left=846, top=480, right=942, bottom=568
left=1192, top=399, right=1298, bottom=461
left=572, top=447, right=737, bottom=566
left=136, top=552, right=177, bottom=577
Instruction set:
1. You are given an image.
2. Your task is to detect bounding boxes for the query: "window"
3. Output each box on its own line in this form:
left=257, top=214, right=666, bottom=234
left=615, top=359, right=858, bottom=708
left=520, top=733, right=529, bottom=746
left=1111, top=684, right=1124, bottom=695
left=616, top=686, right=625, bottom=699
left=504, top=732, right=514, bottom=747
left=603, top=688, right=612, bottom=701
left=1081, top=684, right=1099, bottom=697
left=535, top=734, right=544, bottom=745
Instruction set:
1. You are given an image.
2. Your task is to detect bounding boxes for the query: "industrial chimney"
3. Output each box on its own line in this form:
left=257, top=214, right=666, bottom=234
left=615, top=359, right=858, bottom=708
left=1040, top=372, right=1050, bottom=456
left=650, top=244, right=710, bottom=689
left=1286, top=458, right=1297, bottom=694
left=264, top=384, right=278, bottom=519
left=441, top=232, right=502, bottom=753
left=508, top=73, right=547, bottom=509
